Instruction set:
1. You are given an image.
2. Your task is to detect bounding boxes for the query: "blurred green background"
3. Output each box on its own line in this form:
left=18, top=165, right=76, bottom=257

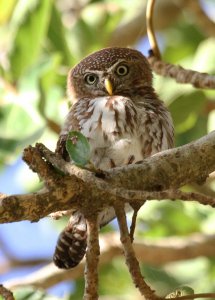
left=0, top=0, right=215, bottom=299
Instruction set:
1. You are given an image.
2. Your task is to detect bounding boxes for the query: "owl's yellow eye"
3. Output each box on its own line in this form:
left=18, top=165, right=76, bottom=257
left=116, top=65, right=129, bottom=76
left=84, top=73, right=98, bottom=85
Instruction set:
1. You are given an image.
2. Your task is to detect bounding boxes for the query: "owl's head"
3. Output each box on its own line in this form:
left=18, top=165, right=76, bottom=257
left=67, top=47, right=153, bottom=101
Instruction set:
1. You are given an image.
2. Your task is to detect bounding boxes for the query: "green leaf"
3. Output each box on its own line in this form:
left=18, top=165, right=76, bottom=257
left=0, top=0, right=16, bottom=24
left=0, top=127, right=44, bottom=166
left=9, top=0, right=53, bottom=80
left=14, top=286, right=60, bottom=300
left=0, top=103, right=42, bottom=138
left=14, top=287, right=44, bottom=300
left=99, top=259, right=134, bottom=296
left=169, top=91, right=205, bottom=134
left=193, top=38, right=215, bottom=74
left=69, top=18, right=99, bottom=59
left=0, top=137, right=22, bottom=153
left=66, top=131, right=90, bottom=167
left=38, top=53, right=63, bottom=119
left=47, top=3, right=73, bottom=65
left=165, top=286, right=194, bottom=298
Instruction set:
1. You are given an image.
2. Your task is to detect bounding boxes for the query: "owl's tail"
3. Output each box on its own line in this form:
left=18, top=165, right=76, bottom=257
left=53, top=207, right=124, bottom=269
left=53, top=211, right=87, bottom=269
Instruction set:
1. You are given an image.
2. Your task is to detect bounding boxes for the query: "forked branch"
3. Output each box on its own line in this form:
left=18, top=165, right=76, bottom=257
left=146, top=0, right=215, bottom=90
left=1, top=132, right=215, bottom=224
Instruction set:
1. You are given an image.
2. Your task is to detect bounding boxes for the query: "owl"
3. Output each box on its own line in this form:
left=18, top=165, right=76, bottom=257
left=53, top=47, right=174, bottom=269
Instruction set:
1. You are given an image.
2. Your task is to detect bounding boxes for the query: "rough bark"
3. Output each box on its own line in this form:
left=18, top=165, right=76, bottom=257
left=1, top=131, right=215, bottom=224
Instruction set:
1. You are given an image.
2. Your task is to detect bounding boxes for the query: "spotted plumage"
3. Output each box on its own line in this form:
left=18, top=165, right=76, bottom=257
left=53, top=47, right=174, bottom=269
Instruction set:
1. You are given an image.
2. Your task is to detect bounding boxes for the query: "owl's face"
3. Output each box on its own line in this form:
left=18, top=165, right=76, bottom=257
left=67, top=47, right=153, bottom=102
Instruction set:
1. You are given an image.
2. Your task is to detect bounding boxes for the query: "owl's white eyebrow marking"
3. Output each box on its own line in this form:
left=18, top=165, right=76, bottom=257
left=84, top=69, right=104, bottom=75
left=106, top=59, right=128, bottom=72
left=84, top=59, right=127, bottom=75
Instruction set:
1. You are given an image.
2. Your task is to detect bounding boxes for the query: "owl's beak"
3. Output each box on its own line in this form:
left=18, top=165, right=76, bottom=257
left=104, top=78, right=113, bottom=96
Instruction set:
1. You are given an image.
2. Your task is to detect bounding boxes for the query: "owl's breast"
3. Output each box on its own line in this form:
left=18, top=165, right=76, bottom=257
left=74, top=96, right=143, bottom=169
left=75, top=96, right=136, bottom=144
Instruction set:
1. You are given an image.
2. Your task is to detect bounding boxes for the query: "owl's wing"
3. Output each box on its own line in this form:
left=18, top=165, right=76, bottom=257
left=160, top=108, right=174, bottom=149
left=158, top=108, right=174, bottom=151
left=137, top=102, right=174, bottom=156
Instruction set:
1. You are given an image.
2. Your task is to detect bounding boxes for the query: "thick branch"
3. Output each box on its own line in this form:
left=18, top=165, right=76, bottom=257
left=1, top=132, right=215, bottom=223
left=0, top=183, right=81, bottom=223
left=107, top=131, right=215, bottom=190
left=33, top=132, right=215, bottom=192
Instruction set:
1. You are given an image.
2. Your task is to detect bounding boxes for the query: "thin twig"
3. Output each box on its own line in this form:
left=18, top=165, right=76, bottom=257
left=146, top=0, right=161, bottom=59
left=111, top=189, right=215, bottom=208
left=84, top=214, right=100, bottom=300
left=148, top=54, right=215, bottom=89
left=114, top=203, right=161, bottom=300
left=129, top=203, right=141, bottom=243
left=46, top=118, right=61, bottom=135
left=172, top=292, right=215, bottom=300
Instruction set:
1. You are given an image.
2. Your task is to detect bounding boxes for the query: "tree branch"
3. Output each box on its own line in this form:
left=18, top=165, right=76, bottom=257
left=148, top=53, right=215, bottom=89
left=145, top=0, right=215, bottom=90
left=1, top=132, right=215, bottom=224
left=0, top=185, right=80, bottom=223
left=84, top=215, right=100, bottom=300
left=0, top=285, right=14, bottom=300
left=107, top=131, right=215, bottom=190
left=114, top=204, right=160, bottom=300
left=172, top=293, right=215, bottom=300
left=109, top=189, right=215, bottom=208
left=146, top=0, right=161, bottom=59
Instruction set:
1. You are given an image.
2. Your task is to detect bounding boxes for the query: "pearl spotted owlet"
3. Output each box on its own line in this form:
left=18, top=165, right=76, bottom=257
left=53, top=47, right=174, bottom=269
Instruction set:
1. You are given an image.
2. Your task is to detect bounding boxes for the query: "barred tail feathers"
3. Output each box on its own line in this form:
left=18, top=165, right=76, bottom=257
left=53, top=206, right=130, bottom=269
left=53, top=212, right=87, bottom=269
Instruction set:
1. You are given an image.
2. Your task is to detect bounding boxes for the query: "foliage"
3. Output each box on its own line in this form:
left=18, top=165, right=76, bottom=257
left=14, top=286, right=60, bottom=300
left=0, top=0, right=215, bottom=299
left=66, top=131, right=90, bottom=167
